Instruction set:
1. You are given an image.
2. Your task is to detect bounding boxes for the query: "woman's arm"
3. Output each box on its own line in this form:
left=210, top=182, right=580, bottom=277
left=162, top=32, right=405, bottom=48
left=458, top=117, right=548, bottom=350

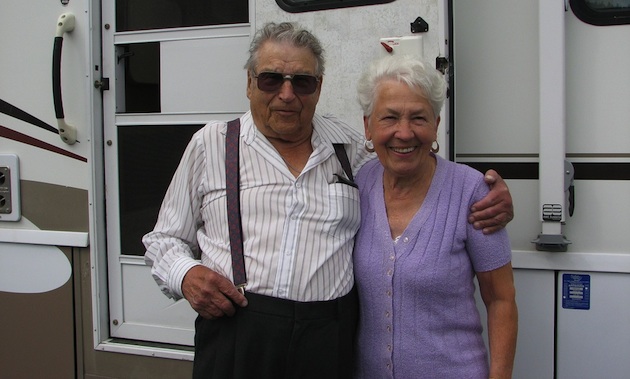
left=477, top=263, right=518, bottom=379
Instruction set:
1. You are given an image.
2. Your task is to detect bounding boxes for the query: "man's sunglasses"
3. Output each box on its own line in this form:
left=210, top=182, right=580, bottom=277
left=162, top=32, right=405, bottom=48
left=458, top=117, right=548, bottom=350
left=254, top=72, right=320, bottom=95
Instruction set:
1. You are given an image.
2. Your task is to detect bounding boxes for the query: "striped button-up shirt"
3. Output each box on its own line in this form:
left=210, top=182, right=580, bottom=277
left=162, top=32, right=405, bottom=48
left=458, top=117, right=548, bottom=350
left=143, top=111, right=374, bottom=302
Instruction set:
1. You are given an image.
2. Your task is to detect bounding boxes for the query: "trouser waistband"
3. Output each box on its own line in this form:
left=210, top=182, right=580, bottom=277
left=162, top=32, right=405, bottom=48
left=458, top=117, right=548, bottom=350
left=242, top=288, right=357, bottom=320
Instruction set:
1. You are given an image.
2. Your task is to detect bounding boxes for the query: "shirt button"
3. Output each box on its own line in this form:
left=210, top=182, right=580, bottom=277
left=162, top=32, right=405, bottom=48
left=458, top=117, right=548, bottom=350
left=403, top=237, right=409, bottom=243
left=386, top=290, right=391, bottom=297
left=386, top=269, right=393, bottom=276
left=389, top=255, right=395, bottom=261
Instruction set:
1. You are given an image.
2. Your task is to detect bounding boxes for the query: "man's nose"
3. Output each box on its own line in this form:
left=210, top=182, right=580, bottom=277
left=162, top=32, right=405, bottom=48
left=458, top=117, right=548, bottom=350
left=277, top=79, right=297, bottom=100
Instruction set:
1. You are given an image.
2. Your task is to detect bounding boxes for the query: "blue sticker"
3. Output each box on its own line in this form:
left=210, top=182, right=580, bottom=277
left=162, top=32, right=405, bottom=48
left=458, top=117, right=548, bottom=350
left=562, top=273, right=590, bottom=310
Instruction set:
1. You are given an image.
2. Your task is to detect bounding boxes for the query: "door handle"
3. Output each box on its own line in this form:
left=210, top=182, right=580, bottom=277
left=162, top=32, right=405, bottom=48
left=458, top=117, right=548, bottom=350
left=52, top=13, right=77, bottom=145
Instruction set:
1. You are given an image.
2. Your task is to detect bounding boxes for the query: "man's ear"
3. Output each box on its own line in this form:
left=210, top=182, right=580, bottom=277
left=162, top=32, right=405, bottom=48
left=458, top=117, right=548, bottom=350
left=246, top=71, right=253, bottom=99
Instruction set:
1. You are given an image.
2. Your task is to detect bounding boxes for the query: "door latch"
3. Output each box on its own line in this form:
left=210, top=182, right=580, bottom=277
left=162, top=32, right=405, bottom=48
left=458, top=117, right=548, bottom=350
left=94, top=78, right=110, bottom=91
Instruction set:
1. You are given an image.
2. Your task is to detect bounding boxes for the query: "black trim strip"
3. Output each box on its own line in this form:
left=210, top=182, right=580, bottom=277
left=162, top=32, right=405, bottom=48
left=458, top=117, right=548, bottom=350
left=573, top=163, right=630, bottom=180
left=463, top=162, right=539, bottom=180
left=0, top=98, right=58, bottom=134
left=463, top=162, right=630, bottom=181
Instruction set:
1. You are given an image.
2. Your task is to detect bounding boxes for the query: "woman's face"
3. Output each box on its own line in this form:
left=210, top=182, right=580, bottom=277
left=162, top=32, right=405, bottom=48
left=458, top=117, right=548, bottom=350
left=364, top=79, right=439, bottom=178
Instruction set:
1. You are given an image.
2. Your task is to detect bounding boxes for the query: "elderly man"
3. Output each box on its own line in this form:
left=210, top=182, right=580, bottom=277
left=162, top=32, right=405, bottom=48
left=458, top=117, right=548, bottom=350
left=143, top=22, right=513, bottom=379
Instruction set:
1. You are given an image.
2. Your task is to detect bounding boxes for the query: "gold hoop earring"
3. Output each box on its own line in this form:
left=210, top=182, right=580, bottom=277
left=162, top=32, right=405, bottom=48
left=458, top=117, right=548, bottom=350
left=431, top=140, right=440, bottom=154
left=364, top=139, right=375, bottom=153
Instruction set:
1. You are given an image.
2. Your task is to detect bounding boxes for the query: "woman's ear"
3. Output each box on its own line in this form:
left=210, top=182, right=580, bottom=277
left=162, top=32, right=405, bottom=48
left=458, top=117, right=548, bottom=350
left=363, top=116, right=371, bottom=140
left=435, top=115, right=441, bottom=138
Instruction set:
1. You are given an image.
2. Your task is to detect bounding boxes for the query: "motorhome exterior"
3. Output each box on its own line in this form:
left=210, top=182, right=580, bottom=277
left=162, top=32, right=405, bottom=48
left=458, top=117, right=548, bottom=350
left=1, top=0, right=628, bottom=377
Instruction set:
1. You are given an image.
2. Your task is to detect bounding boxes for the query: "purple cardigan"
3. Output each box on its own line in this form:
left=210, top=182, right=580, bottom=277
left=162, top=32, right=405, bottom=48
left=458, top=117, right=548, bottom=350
left=353, top=154, right=512, bottom=379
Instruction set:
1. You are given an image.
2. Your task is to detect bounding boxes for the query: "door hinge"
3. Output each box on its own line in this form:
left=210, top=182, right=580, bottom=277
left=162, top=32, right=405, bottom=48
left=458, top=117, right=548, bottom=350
left=94, top=78, right=110, bottom=91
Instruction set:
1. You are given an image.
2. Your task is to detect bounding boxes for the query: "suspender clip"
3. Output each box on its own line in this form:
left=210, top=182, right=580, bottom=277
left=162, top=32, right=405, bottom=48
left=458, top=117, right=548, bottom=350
left=236, top=283, right=247, bottom=295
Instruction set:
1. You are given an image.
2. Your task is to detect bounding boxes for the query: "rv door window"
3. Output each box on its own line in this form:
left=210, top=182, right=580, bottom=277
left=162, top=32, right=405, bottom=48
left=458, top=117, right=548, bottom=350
left=117, top=124, right=203, bottom=256
left=120, top=43, right=160, bottom=113
left=276, top=0, right=395, bottom=13
left=570, top=0, right=630, bottom=25
left=116, top=0, right=248, bottom=32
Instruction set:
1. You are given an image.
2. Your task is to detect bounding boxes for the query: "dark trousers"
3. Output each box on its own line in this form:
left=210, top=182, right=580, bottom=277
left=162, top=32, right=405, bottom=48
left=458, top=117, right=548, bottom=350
left=192, top=288, right=358, bottom=379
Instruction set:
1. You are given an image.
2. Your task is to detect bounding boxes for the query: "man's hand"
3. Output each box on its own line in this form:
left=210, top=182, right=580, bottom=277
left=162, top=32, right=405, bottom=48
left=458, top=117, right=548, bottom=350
left=182, top=265, right=248, bottom=319
left=469, top=169, right=514, bottom=234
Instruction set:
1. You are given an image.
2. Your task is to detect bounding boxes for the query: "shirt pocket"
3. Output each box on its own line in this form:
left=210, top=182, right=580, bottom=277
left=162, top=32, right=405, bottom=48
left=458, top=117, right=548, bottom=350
left=200, top=191, right=230, bottom=246
left=324, top=183, right=361, bottom=240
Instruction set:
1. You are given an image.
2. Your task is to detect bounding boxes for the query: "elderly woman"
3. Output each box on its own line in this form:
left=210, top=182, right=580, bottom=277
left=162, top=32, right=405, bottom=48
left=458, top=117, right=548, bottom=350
left=353, top=55, right=518, bottom=379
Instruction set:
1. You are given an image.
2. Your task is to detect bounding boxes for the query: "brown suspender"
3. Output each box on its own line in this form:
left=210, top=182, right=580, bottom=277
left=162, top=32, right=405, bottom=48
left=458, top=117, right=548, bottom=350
left=226, top=118, right=247, bottom=293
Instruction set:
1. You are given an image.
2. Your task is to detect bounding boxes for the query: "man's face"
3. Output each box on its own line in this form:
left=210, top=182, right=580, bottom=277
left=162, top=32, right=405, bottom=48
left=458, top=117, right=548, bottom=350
left=247, top=41, right=323, bottom=144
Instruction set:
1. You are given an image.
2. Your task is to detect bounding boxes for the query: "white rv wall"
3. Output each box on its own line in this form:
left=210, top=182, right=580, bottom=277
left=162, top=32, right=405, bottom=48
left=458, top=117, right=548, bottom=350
left=455, top=1, right=630, bottom=377
left=0, top=1, right=94, bottom=190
